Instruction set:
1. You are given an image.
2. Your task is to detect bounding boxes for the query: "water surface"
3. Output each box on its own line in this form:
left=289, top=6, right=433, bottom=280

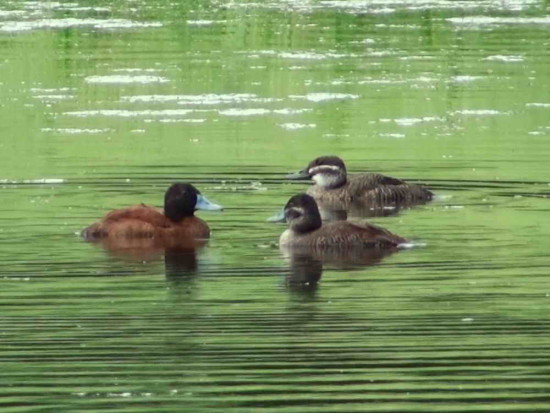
left=1, top=0, right=550, bottom=411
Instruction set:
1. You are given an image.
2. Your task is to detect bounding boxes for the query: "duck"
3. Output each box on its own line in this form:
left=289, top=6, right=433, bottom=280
left=286, top=156, right=433, bottom=210
left=270, top=193, right=406, bottom=249
left=82, top=183, right=222, bottom=246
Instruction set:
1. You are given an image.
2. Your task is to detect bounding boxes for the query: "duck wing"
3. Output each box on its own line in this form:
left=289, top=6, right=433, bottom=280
left=348, top=173, right=405, bottom=193
left=310, top=221, right=406, bottom=248
left=363, top=183, right=433, bottom=203
left=102, top=204, right=168, bottom=227
left=349, top=173, right=432, bottom=203
left=82, top=205, right=169, bottom=239
left=345, top=220, right=407, bottom=244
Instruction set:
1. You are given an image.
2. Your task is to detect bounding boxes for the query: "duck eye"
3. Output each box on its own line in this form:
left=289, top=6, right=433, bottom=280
left=286, top=208, right=302, bottom=220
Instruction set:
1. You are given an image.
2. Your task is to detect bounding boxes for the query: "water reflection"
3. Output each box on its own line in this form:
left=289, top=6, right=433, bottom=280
left=284, top=253, right=323, bottom=295
left=3, top=0, right=550, bottom=409
left=282, top=245, right=398, bottom=288
left=164, top=248, right=199, bottom=277
left=164, top=248, right=201, bottom=301
left=85, top=236, right=205, bottom=283
left=317, top=198, right=431, bottom=220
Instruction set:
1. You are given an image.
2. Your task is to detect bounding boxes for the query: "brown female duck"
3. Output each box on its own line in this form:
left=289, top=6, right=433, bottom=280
left=287, top=156, right=433, bottom=209
left=271, top=193, right=406, bottom=249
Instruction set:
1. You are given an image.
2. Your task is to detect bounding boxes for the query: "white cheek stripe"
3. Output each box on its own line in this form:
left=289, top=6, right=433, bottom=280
left=288, top=207, right=305, bottom=216
left=308, top=165, right=341, bottom=175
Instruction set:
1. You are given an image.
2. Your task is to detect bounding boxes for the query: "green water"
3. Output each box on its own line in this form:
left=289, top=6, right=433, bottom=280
left=1, top=0, right=550, bottom=411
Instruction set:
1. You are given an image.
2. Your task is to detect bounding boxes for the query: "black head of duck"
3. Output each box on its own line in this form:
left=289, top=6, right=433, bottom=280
left=164, top=182, right=222, bottom=220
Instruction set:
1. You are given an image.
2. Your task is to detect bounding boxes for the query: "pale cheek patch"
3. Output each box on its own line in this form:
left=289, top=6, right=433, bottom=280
left=289, top=207, right=304, bottom=214
left=312, top=173, right=339, bottom=188
left=286, top=207, right=305, bottom=220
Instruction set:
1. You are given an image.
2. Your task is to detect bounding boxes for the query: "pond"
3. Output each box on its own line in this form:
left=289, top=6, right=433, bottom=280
left=1, top=0, right=550, bottom=411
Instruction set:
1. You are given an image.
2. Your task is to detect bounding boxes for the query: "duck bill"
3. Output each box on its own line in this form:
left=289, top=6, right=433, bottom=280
left=267, top=209, right=286, bottom=223
left=196, top=194, right=223, bottom=211
left=285, top=169, right=310, bottom=180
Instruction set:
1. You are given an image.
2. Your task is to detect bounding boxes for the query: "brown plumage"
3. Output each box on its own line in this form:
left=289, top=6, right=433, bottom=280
left=309, top=173, right=432, bottom=205
left=281, top=219, right=406, bottom=249
left=83, top=205, right=210, bottom=240
left=82, top=183, right=221, bottom=248
left=277, top=193, right=406, bottom=249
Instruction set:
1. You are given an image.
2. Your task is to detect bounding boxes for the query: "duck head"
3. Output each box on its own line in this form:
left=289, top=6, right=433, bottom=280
left=286, top=156, right=347, bottom=189
left=269, top=193, right=322, bottom=234
left=164, top=183, right=222, bottom=222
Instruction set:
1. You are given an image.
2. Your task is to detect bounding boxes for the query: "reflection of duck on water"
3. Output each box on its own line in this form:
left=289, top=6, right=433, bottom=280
left=318, top=201, right=407, bottom=221
left=164, top=248, right=199, bottom=277
left=316, top=204, right=405, bottom=222
left=84, top=236, right=203, bottom=280
left=287, top=156, right=433, bottom=218
left=283, top=243, right=398, bottom=271
left=284, top=253, right=323, bottom=289
left=283, top=246, right=398, bottom=294
left=83, top=233, right=204, bottom=279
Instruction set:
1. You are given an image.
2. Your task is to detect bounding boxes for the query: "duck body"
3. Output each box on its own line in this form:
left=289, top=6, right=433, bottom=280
left=307, top=172, right=432, bottom=206
left=273, top=193, right=406, bottom=250
left=288, top=156, right=433, bottom=212
left=82, top=183, right=222, bottom=249
left=280, top=219, right=405, bottom=249
left=82, top=204, right=211, bottom=241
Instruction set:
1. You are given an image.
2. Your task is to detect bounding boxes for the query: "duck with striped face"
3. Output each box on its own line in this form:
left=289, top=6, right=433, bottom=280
left=286, top=155, right=433, bottom=216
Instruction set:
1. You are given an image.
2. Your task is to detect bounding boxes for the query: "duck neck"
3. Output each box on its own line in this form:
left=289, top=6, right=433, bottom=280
left=291, top=214, right=322, bottom=234
left=165, top=205, right=194, bottom=222
left=330, top=173, right=347, bottom=189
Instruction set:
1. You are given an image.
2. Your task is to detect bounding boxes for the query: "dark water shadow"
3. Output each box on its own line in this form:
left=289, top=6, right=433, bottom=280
left=317, top=198, right=431, bottom=221
left=278, top=246, right=400, bottom=340
left=284, top=254, right=323, bottom=298
left=282, top=245, right=399, bottom=293
left=163, top=248, right=202, bottom=300
left=83, top=236, right=206, bottom=283
left=164, top=248, right=199, bottom=277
